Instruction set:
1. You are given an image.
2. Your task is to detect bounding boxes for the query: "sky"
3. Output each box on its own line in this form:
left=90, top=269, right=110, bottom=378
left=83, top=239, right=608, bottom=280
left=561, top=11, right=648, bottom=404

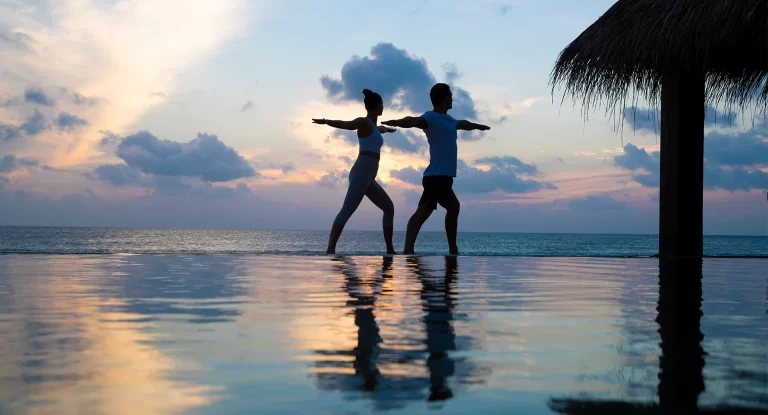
left=0, top=0, right=766, bottom=235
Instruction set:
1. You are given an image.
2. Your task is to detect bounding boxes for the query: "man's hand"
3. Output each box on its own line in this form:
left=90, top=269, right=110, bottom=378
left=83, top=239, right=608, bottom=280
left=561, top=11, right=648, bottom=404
left=312, top=118, right=328, bottom=125
left=378, top=126, right=396, bottom=134
left=381, top=120, right=399, bottom=127
left=457, top=120, right=490, bottom=131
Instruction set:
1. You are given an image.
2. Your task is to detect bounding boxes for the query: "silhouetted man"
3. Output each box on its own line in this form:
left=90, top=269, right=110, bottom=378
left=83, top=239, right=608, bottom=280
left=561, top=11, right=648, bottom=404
left=383, top=83, right=489, bottom=255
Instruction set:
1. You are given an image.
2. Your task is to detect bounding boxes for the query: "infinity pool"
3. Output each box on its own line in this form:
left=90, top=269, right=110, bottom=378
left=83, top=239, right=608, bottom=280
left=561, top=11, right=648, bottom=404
left=0, top=255, right=765, bottom=414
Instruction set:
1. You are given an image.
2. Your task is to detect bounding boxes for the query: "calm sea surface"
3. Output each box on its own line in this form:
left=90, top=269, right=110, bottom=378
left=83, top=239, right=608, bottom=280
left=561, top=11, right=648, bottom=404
left=0, top=254, right=766, bottom=414
left=0, top=227, right=766, bottom=256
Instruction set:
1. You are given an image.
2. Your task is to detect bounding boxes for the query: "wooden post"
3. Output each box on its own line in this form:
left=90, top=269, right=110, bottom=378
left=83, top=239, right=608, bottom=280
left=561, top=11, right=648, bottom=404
left=659, top=71, right=705, bottom=259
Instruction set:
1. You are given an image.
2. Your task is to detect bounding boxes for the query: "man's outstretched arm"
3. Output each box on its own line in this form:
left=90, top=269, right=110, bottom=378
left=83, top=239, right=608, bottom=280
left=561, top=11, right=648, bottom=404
left=457, top=120, right=490, bottom=131
left=382, top=116, right=428, bottom=129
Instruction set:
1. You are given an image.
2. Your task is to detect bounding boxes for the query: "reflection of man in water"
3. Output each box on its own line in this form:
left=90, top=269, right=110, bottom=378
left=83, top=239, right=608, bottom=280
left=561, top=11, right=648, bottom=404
left=408, top=256, right=458, bottom=401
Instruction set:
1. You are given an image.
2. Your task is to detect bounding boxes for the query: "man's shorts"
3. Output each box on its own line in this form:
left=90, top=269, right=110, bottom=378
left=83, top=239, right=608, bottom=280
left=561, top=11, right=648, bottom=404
left=418, top=176, right=459, bottom=210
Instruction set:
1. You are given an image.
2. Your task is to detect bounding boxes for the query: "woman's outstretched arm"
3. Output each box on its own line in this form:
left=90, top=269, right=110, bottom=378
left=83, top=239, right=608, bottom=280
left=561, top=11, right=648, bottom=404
left=312, top=117, right=368, bottom=130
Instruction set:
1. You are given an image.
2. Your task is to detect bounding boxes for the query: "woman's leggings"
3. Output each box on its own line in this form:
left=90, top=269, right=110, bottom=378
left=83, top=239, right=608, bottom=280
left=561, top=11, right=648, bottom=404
left=333, top=154, right=394, bottom=227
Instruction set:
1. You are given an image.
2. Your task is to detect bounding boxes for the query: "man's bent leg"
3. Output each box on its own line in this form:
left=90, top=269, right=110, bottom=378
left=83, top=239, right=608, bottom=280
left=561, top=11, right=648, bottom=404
left=403, top=204, right=433, bottom=254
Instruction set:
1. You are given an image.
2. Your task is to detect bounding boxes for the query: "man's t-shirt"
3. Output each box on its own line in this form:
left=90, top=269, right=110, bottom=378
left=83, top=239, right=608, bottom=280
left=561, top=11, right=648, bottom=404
left=421, top=111, right=458, bottom=177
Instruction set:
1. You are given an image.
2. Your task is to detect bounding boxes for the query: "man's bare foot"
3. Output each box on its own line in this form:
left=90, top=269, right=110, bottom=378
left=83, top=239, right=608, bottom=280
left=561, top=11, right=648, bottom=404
left=403, top=249, right=415, bottom=255
left=326, top=249, right=336, bottom=255
left=386, top=249, right=398, bottom=255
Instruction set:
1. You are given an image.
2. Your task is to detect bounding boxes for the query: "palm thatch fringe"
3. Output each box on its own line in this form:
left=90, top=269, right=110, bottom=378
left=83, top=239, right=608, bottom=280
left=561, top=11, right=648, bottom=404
left=550, top=0, right=768, bottom=122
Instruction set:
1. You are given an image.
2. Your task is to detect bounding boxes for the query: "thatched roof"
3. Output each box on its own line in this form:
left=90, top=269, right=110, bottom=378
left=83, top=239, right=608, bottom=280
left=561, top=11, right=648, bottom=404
left=551, top=0, right=768, bottom=117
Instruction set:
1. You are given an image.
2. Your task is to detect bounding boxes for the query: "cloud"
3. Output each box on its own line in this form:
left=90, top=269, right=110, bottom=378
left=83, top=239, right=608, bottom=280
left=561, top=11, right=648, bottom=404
left=614, top=143, right=659, bottom=173
left=704, top=130, right=768, bottom=167
left=402, top=189, right=421, bottom=204
left=449, top=84, right=478, bottom=121
left=24, top=88, right=54, bottom=106
left=55, top=112, right=89, bottom=131
left=703, top=165, right=768, bottom=192
left=3, top=87, right=102, bottom=108
left=328, top=127, right=427, bottom=154
left=329, top=129, right=358, bottom=146
left=149, top=92, right=167, bottom=98
left=0, top=124, right=22, bottom=141
left=390, top=157, right=556, bottom=194
left=318, top=170, right=349, bottom=188
left=442, top=63, right=462, bottom=84
left=385, top=130, right=427, bottom=154
left=320, top=42, right=478, bottom=120
left=0, top=31, right=33, bottom=51
left=567, top=195, right=628, bottom=211
left=89, top=163, right=258, bottom=199
left=0, top=0, right=252, bottom=165
left=240, top=100, right=254, bottom=112
left=69, top=90, right=102, bottom=106
left=1, top=105, right=90, bottom=144
left=19, top=109, right=47, bottom=135
left=277, top=163, right=294, bottom=173
left=90, top=164, right=143, bottom=187
left=454, top=160, right=556, bottom=194
left=475, top=156, right=539, bottom=176
left=0, top=155, right=39, bottom=173
left=98, top=130, right=122, bottom=150
left=389, top=166, right=423, bottom=186
left=614, top=143, right=768, bottom=191
left=624, top=106, right=738, bottom=133
left=0, top=175, right=7, bottom=185
left=114, top=131, right=256, bottom=182
left=612, top=144, right=662, bottom=188
left=0, top=184, right=322, bottom=230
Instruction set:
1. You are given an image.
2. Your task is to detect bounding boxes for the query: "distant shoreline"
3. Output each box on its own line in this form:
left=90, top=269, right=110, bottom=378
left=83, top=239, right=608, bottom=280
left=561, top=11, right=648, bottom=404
left=0, top=225, right=765, bottom=238
left=1, top=252, right=765, bottom=259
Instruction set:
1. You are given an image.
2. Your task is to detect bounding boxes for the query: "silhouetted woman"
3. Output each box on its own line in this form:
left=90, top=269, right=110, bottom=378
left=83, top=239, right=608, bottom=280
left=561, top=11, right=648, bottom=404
left=313, top=89, right=398, bottom=254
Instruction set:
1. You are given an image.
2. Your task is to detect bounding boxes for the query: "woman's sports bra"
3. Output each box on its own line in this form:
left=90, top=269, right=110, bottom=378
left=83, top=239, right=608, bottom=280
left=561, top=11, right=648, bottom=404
left=358, top=118, right=384, bottom=153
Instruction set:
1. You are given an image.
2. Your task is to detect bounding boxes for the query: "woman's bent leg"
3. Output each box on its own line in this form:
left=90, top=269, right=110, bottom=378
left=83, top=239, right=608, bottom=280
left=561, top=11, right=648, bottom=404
left=366, top=181, right=397, bottom=254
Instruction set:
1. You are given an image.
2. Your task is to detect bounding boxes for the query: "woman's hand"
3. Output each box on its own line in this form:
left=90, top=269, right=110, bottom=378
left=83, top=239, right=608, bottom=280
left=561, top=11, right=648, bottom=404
left=312, top=118, right=328, bottom=125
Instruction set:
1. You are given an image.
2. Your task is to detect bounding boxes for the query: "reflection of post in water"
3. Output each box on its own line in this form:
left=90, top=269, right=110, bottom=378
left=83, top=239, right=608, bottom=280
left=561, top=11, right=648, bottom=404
left=549, top=258, right=707, bottom=414
left=656, top=257, right=705, bottom=412
left=407, top=256, right=458, bottom=402
left=331, top=256, right=391, bottom=391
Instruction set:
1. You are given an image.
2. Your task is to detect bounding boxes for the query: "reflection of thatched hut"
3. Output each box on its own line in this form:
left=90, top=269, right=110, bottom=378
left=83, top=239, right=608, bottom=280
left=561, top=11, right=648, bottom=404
left=549, top=258, right=768, bottom=414
left=551, top=0, right=768, bottom=259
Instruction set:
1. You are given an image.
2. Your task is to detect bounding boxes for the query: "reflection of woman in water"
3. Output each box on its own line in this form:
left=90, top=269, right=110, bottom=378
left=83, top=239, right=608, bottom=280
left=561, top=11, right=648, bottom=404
left=408, top=256, right=458, bottom=401
left=330, top=256, right=392, bottom=390
left=313, top=89, right=398, bottom=255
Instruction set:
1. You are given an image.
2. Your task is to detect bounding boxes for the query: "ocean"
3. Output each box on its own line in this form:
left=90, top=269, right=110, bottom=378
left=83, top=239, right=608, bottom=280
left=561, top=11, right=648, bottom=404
left=0, top=226, right=766, bottom=256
